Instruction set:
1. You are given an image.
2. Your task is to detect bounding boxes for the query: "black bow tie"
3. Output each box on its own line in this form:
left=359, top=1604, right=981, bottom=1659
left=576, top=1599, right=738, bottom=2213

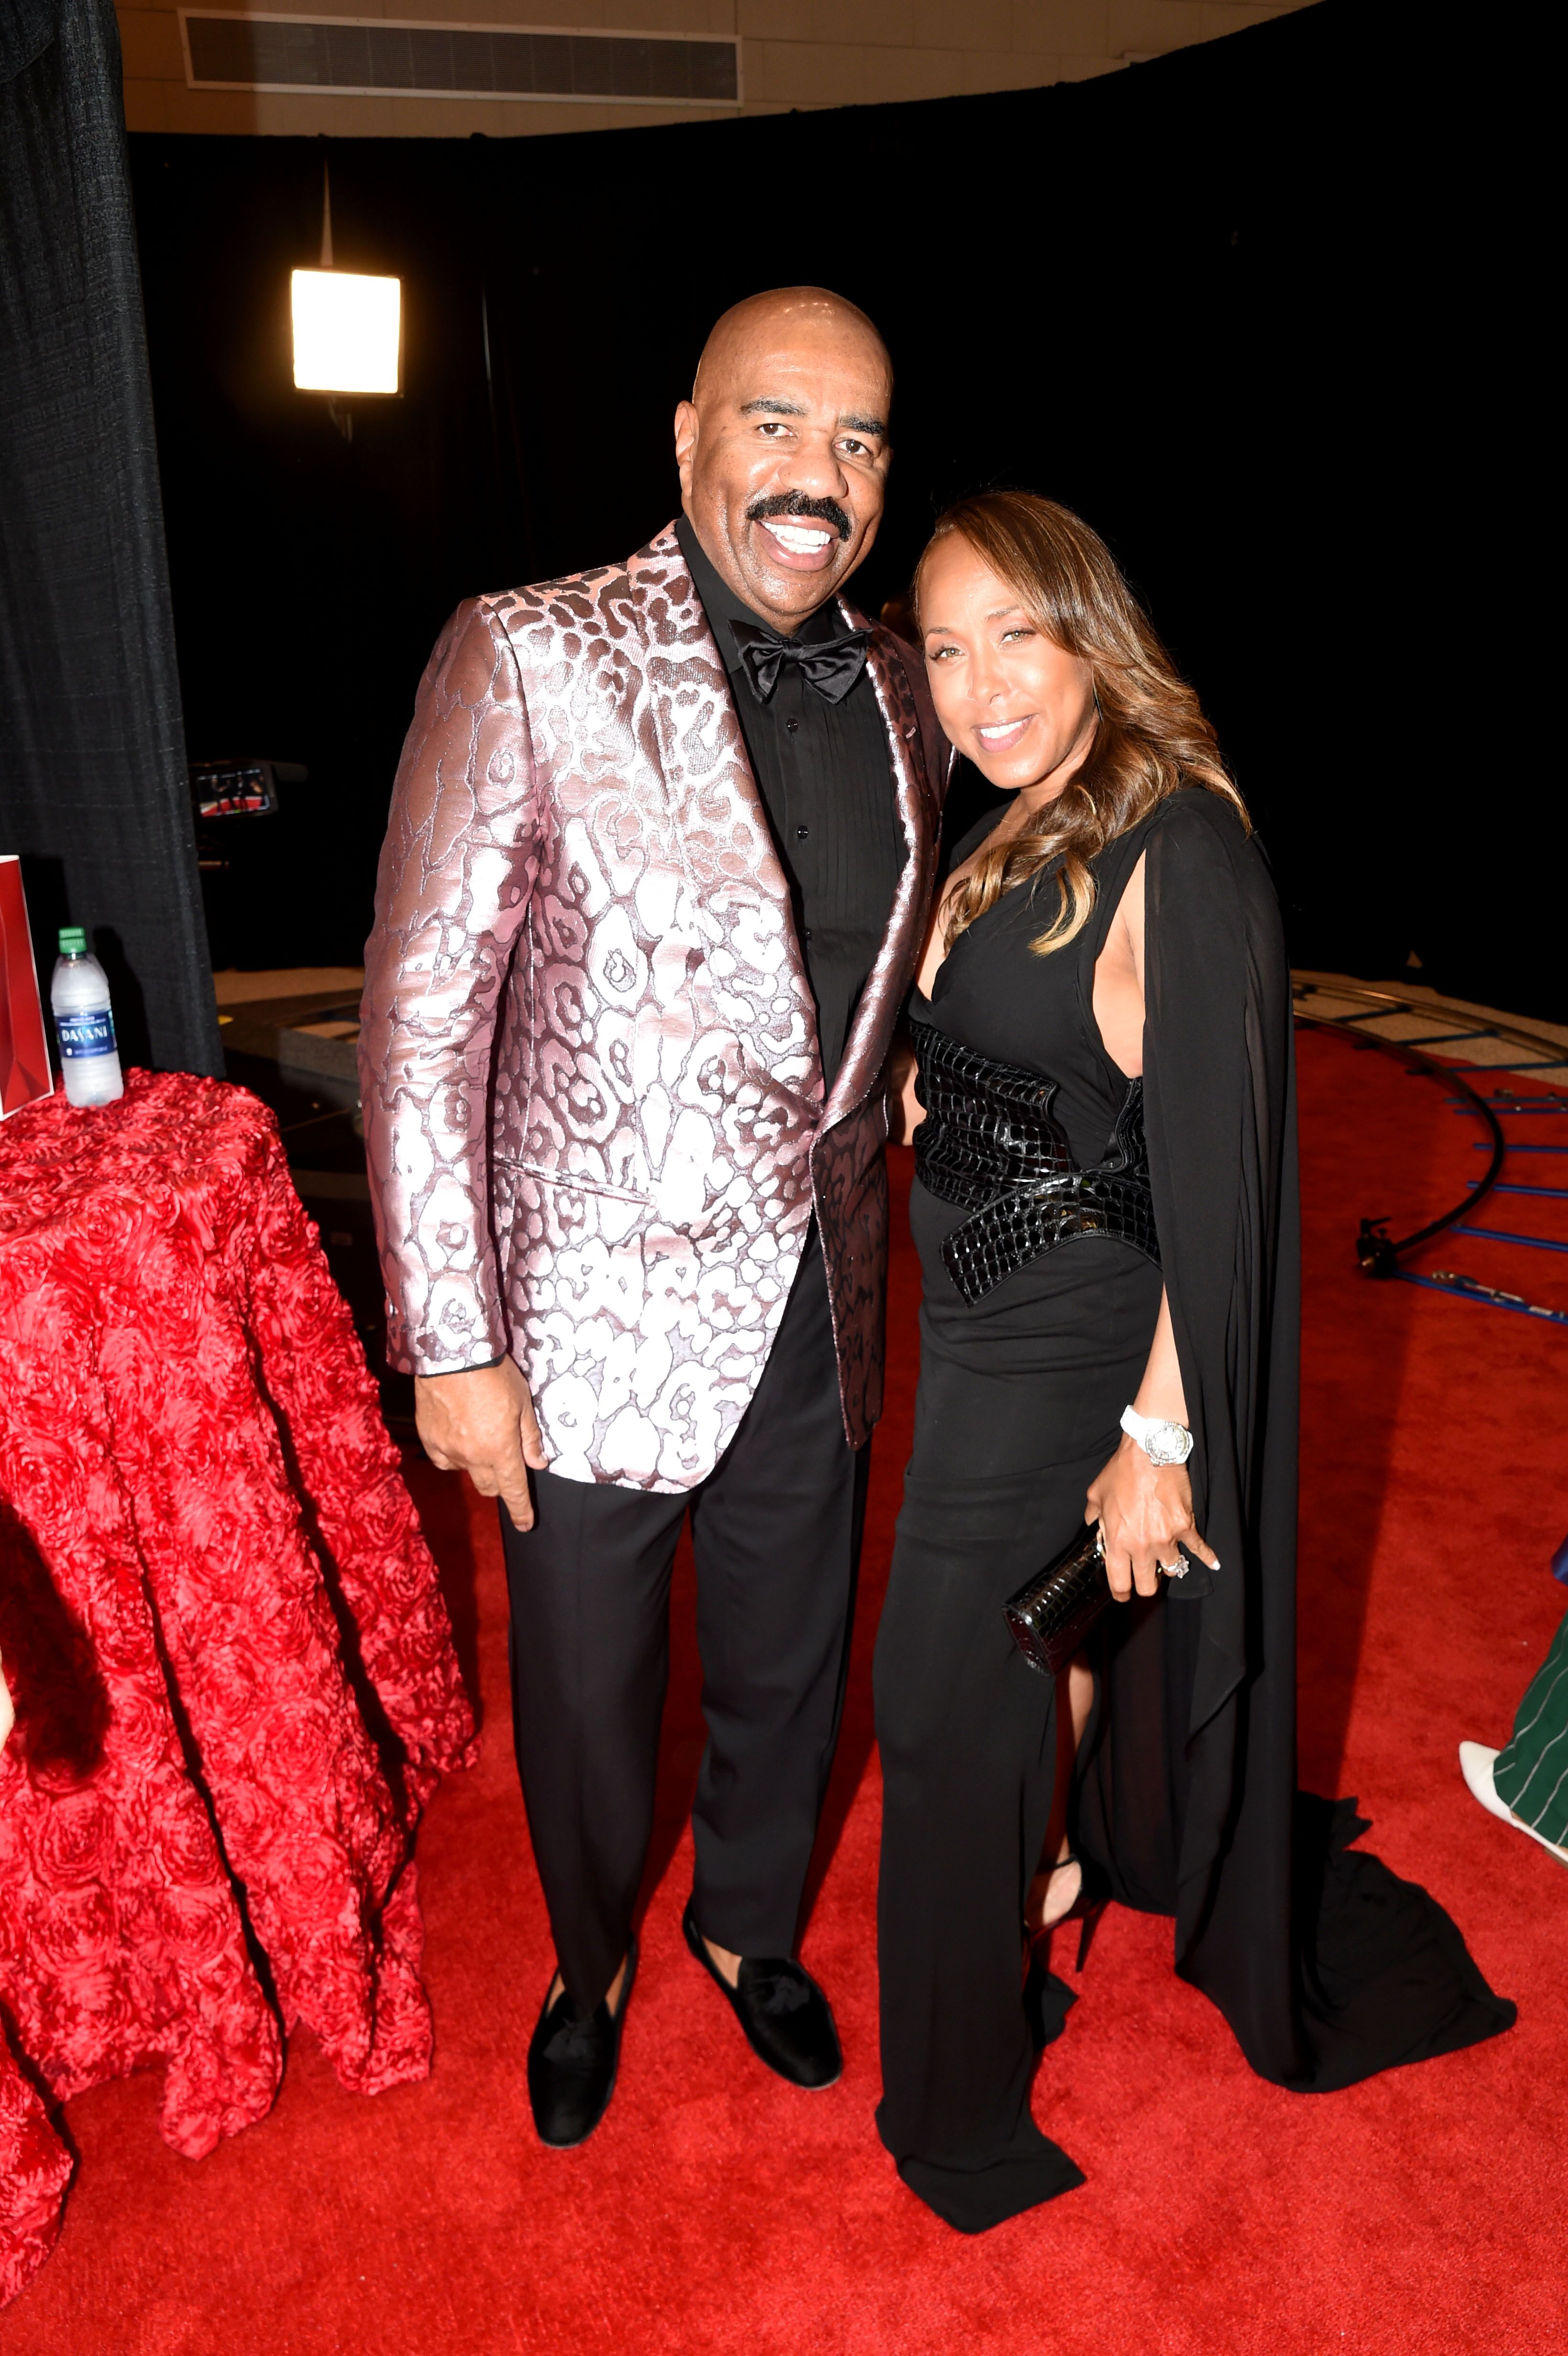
left=730, top=619, right=870, bottom=707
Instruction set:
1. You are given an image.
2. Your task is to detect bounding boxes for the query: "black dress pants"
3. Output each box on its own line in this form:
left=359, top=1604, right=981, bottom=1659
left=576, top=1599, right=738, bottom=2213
left=501, top=1231, right=869, bottom=2015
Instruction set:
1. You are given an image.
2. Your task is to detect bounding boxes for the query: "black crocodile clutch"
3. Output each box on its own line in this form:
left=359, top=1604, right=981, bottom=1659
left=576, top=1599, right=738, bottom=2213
left=1004, top=1525, right=1113, bottom=1677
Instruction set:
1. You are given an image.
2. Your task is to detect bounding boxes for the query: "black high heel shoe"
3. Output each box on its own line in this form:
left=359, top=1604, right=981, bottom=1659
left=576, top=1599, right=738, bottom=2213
left=1031, top=1846, right=1110, bottom=1973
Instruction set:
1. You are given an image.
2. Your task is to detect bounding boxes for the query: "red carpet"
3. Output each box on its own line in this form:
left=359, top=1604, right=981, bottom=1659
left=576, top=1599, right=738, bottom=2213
left=9, top=1031, right=1565, bottom=2355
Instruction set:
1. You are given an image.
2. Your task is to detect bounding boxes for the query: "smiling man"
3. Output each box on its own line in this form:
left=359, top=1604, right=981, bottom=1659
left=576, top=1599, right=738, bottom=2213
left=359, top=288, right=950, bottom=2149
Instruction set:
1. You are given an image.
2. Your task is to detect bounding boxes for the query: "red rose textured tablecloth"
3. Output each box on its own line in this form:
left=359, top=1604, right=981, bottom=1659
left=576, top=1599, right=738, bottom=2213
left=0, top=1073, right=477, bottom=2306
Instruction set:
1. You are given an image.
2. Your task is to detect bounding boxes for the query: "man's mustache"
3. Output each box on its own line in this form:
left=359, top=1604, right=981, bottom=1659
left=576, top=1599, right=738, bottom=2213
left=744, top=491, right=852, bottom=543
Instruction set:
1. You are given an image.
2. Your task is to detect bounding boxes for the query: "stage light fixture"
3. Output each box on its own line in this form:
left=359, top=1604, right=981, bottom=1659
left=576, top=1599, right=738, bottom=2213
left=291, top=160, right=400, bottom=397
left=292, top=268, right=400, bottom=393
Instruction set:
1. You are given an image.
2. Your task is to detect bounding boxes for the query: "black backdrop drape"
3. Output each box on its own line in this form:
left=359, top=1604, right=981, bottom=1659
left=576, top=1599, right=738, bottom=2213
left=126, top=0, right=1550, bottom=1015
left=0, top=0, right=219, bottom=1076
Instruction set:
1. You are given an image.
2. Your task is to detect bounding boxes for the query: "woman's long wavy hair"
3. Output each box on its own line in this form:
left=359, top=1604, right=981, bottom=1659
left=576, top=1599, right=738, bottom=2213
left=914, top=491, right=1248, bottom=957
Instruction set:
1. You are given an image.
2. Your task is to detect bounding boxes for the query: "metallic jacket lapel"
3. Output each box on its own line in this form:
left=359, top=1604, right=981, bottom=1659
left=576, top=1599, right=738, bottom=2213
left=818, top=613, right=945, bottom=1129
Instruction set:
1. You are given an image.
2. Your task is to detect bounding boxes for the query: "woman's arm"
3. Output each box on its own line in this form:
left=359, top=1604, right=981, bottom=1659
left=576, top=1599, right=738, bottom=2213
left=1085, top=840, right=1217, bottom=1598
left=887, top=1035, right=925, bottom=1144
left=1085, top=1288, right=1219, bottom=1600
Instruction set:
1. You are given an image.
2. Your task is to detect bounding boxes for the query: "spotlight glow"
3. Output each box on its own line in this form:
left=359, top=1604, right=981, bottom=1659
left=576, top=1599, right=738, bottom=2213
left=291, top=269, right=401, bottom=394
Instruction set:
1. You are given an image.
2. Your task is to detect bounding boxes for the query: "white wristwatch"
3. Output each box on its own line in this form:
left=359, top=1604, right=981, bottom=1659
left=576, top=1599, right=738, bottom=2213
left=1120, top=1405, right=1194, bottom=1466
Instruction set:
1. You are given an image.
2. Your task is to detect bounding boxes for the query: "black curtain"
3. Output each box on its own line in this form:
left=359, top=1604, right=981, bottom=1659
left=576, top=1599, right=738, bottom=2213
left=126, top=0, right=1550, bottom=1017
left=0, top=0, right=218, bottom=1076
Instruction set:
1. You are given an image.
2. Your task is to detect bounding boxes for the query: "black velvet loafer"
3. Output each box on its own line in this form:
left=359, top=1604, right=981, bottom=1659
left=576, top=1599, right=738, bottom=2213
left=526, top=1938, right=637, bottom=2149
left=682, top=1898, right=841, bottom=2090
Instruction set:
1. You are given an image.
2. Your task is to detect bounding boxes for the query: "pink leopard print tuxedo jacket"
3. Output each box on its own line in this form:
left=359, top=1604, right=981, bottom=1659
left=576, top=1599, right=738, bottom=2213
left=359, top=523, right=950, bottom=1492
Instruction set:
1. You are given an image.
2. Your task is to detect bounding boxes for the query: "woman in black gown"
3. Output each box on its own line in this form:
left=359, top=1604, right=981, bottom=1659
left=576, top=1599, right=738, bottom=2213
left=875, top=492, right=1513, bottom=2235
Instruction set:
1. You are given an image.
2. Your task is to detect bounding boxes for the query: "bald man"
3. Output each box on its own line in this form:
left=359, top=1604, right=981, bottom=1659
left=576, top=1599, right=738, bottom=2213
left=360, top=289, right=949, bottom=2148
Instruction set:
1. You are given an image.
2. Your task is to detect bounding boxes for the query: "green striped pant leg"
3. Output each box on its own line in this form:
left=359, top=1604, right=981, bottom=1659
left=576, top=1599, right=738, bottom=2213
left=1493, top=1606, right=1568, bottom=1846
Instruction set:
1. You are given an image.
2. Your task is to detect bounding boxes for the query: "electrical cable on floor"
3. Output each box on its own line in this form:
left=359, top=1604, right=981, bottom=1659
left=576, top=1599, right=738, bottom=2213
left=1293, top=980, right=1567, bottom=1321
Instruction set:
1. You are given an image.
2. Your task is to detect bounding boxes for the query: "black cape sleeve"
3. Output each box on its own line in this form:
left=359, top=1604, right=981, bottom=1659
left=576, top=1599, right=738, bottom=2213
left=1084, top=790, right=1513, bottom=2090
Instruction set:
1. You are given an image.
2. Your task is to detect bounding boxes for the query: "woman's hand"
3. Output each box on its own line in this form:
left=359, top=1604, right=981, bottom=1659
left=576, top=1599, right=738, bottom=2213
left=1085, top=1435, right=1219, bottom=1601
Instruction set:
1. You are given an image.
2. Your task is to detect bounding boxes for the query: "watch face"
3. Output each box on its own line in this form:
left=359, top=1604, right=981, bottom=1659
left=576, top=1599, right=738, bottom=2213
left=1146, top=1423, right=1191, bottom=1466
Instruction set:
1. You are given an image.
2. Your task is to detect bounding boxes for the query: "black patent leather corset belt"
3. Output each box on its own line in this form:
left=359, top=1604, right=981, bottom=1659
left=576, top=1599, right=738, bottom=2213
left=911, top=1018, right=1160, bottom=1304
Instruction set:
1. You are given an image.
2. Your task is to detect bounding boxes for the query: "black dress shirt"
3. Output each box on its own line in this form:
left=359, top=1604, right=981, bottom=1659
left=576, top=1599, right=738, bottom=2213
left=676, top=515, right=905, bottom=1093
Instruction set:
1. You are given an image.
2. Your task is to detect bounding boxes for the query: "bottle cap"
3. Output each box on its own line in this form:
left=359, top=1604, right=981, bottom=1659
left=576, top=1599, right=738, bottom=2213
left=57, top=927, right=87, bottom=955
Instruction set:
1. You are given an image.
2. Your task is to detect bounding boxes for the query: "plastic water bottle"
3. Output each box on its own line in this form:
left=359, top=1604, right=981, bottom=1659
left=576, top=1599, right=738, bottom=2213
left=51, top=928, right=124, bottom=1107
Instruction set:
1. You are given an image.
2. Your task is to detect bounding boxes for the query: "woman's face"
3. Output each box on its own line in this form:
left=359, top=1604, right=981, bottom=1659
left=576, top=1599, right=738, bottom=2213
left=920, top=535, right=1098, bottom=801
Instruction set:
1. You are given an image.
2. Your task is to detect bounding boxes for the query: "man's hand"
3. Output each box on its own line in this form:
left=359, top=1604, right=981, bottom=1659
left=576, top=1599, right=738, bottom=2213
left=414, top=1359, right=549, bottom=1531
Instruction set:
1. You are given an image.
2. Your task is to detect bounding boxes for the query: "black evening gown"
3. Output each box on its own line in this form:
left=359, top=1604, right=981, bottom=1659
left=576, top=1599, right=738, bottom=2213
left=873, top=789, right=1514, bottom=2235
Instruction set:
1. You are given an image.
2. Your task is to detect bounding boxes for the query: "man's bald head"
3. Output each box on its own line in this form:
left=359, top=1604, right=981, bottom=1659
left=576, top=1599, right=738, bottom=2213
left=675, top=287, right=894, bottom=633
left=692, top=287, right=892, bottom=409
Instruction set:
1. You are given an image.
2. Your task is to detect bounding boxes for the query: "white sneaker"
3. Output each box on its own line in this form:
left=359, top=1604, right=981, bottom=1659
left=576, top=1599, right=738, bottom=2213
left=1459, top=1741, right=1568, bottom=1865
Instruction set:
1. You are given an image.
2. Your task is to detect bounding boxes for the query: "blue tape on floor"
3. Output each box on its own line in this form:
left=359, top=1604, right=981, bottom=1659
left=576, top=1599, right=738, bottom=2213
left=1395, top=1272, right=1568, bottom=1325
left=1450, top=1224, right=1568, bottom=1254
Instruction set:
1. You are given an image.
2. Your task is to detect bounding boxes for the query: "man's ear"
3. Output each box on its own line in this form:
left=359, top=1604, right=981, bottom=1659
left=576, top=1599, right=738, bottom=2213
left=674, top=399, right=697, bottom=498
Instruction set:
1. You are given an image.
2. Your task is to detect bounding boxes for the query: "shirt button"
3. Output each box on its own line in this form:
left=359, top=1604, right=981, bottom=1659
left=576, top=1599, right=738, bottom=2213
left=805, top=928, right=813, bottom=941
left=785, top=718, right=799, bottom=735
left=795, top=825, right=809, bottom=840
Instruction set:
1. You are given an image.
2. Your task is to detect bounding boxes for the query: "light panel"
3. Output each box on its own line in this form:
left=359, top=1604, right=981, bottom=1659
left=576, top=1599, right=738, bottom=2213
left=291, top=268, right=401, bottom=395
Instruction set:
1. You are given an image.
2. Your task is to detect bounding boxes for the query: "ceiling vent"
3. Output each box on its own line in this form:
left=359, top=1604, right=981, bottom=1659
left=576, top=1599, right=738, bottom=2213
left=180, top=12, right=742, bottom=108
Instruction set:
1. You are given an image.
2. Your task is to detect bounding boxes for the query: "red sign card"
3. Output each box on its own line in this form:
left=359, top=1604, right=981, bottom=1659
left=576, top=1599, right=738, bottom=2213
left=0, top=858, right=53, bottom=1118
